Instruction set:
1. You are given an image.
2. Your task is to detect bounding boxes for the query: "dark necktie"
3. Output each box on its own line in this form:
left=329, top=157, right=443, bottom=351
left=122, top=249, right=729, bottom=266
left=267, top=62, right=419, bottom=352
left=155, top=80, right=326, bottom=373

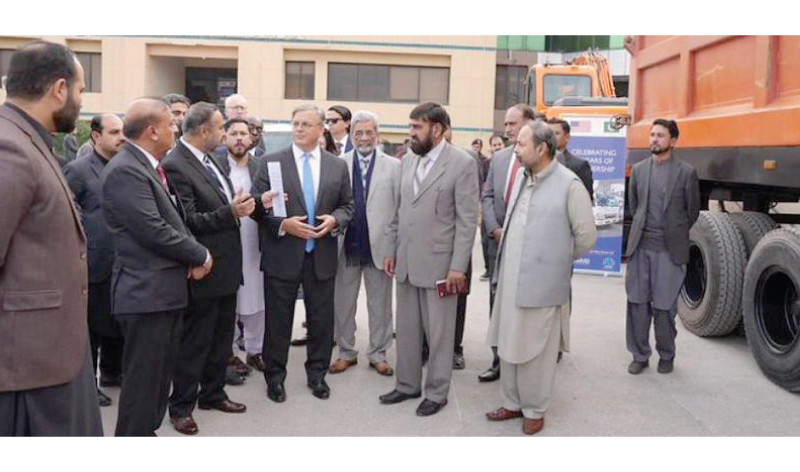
left=156, top=166, right=169, bottom=191
left=202, top=155, right=226, bottom=197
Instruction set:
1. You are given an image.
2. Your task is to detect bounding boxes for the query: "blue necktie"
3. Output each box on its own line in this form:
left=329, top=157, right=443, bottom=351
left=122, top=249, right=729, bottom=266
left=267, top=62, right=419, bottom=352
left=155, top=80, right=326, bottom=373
left=302, top=153, right=316, bottom=253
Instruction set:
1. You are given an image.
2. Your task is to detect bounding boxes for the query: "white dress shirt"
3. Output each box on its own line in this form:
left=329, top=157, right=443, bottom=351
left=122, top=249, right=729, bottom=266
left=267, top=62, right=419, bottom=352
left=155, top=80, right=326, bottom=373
left=336, top=136, right=348, bottom=157
left=292, top=143, right=321, bottom=198
left=181, top=137, right=233, bottom=203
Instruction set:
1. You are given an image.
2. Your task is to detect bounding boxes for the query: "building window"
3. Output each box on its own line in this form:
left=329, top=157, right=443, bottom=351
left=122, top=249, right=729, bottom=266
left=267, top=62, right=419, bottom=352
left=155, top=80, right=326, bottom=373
left=545, top=36, right=610, bottom=53
left=1, top=49, right=15, bottom=87
left=542, top=74, right=592, bottom=106
left=494, top=65, right=527, bottom=110
left=328, top=63, right=449, bottom=104
left=285, top=61, right=315, bottom=99
left=75, top=52, right=102, bottom=93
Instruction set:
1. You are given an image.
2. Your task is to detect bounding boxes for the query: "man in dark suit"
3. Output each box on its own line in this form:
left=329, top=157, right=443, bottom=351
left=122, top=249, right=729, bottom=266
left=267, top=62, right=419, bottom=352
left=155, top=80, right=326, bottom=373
left=63, top=113, right=127, bottom=407
left=163, top=93, right=190, bottom=140
left=251, top=104, right=354, bottom=402
left=0, top=40, right=102, bottom=436
left=547, top=118, right=594, bottom=202
left=162, top=102, right=253, bottom=435
left=625, top=119, right=700, bottom=375
left=326, top=105, right=354, bottom=156
left=102, top=98, right=212, bottom=436
left=478, top=103, right=535, bottom=383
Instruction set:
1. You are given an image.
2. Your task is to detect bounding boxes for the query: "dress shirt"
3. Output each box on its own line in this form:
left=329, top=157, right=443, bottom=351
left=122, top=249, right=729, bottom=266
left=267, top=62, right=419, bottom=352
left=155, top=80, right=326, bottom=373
left=292, top=143, right=321, bottom=198
left=421, top=139, right=446, bottom=167
left=181, top=137, right=233, bottom=202
left=336, top=136, right=348, bottom=157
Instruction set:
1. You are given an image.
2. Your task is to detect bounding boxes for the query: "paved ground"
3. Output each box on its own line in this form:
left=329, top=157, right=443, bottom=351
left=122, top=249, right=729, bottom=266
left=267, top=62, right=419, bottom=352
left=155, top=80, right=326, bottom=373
left=97, top=241, right=800, bottom=436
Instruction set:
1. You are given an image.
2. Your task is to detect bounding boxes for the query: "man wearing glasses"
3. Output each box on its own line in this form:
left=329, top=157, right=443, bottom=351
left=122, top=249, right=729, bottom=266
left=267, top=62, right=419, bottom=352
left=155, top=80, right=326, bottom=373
left=325, top=105, right=353, bottom=157
left=250, top=105, right=354, bottom=402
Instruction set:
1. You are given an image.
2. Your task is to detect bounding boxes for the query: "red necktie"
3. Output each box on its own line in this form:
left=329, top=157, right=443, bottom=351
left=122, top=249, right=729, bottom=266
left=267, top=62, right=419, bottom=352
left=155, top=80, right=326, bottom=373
left=505, top=158, right=522, bottom=208
left=156, top=166, right=169, bottom=191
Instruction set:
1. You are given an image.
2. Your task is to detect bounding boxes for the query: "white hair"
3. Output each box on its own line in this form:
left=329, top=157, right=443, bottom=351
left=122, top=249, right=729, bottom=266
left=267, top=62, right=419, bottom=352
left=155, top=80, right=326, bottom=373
left=224, top=94, right=247, bottom=108
left=350, top=110, right=380, bottom=134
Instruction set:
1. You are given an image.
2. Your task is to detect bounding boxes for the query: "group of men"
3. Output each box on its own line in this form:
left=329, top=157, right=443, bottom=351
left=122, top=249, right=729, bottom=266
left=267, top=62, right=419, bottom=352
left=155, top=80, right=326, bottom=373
left=0, top=40, right=700, bottom=437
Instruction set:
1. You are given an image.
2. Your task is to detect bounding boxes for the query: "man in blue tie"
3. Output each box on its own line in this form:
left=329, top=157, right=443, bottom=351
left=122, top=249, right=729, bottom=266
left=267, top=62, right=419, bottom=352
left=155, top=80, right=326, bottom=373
left=250, top=105, right=354, bottom=402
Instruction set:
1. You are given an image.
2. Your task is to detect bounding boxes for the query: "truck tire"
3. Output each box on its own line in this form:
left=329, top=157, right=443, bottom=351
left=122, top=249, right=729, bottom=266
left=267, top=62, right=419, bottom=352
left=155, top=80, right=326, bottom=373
left=678, top=211, right=747, bottom=336
left=729, top=212, right=778, bottom=257
left=729, top=212, right=778, bottom=336
left=742, top=227, right=800, bottom=392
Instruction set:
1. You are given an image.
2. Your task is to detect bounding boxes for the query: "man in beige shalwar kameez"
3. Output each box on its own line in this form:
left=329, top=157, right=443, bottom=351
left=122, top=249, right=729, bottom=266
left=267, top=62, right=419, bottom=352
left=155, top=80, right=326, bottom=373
left=486, top=122, right=597, bottom=435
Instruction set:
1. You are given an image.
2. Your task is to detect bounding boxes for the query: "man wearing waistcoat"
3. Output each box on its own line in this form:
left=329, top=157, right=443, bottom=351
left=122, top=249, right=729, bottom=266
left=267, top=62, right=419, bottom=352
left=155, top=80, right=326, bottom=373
left=486, top=121, right=596, bottom=435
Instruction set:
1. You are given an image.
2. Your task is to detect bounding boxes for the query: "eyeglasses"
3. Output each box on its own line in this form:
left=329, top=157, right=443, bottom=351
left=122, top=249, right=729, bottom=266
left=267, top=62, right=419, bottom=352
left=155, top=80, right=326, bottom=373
left=292, top=121, right=321, bottom=130
left=324, top=118, right=341, bottom=125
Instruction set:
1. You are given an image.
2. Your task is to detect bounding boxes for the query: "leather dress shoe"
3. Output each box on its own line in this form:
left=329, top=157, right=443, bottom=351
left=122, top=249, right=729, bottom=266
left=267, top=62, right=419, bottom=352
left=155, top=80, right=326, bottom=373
left=379, top=389, right=421, bottom=405
left=171, top=416, right=199, bottom=435
left=198, top=399, right=247, bottom=413
left=658, top=358, right=674, bottom=374
left=522, top=417, right=545, bottom=435
left=246, top=354, right=266, bottom=372
left=99, top=374, right=122, bottom=388
left=416, top=398, right=447, bottom=417
left=329, top=358, right=357, bottom=374
left=557, top=351, right=564, bottom=363
left=267, top=384, right=286, bottom=403
left=308, top=379, right=330, bottom=399
left=290, top=335, right=308, bottom=347
left=478, top=366, right=500, bottom=383
left=369, top=361, right=394, bottom=376
left=628, top=360, right=649, bottom=375
left=229, top=356, right=252, bottom=376
left=486, top=407, right=522, bottom=421
left=225, top=366, right=246, bottom=386
left=97, top=388, right=112, bottom=407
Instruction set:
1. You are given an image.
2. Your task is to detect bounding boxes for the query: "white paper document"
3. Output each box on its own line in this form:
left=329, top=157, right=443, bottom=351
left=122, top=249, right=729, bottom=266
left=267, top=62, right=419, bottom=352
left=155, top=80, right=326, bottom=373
left=267, top=162, right=287, bottom=218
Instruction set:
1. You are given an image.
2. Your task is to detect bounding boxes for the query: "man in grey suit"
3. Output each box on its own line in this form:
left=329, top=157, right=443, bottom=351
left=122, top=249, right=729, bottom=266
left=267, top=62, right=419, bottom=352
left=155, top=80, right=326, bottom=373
left=250, top=104, right=354, bottom=402
left=329, top=111, right=400, bottom=377
left=478, top=103, right=535, bottom=383
left=102, top=98, right=212, bottom=436
left=0, top=41, right=102, bottom=436
left=548, top=118, right=594, bottom=202
left=380, top=102, right=479, bottom=417
left=625, top=119, right=700, bottom=375
left=63, top=113, right=127, bottom=407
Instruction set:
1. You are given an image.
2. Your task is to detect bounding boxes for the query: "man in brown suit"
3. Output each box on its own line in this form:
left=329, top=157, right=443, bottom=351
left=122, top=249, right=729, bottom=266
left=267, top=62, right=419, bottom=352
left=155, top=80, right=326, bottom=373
left=0, top=41, right=103, bottom=436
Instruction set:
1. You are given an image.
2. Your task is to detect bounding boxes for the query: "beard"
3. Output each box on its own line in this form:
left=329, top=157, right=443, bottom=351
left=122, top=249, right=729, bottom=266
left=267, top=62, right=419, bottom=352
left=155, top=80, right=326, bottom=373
left=227, top=142, right=248, bottom=159
left=53, top=92, right=81, bottom=133
left=356, top=144, right=375, bottom=156
left=650, top=143, right=671, bottom=155
left=410, top=134, right=433, bottom=156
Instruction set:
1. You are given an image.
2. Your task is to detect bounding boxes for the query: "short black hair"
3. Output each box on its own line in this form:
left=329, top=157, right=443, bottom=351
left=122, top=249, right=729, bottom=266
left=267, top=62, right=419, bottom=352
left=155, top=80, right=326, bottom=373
left=328, top=105, right=352, bottom=122
left=224, top=117, right=250, bottom=132
left=90, top=114, right=104, bottom=134
left=182, top=102, right=219, bottom=135
left=410, top=102, right=450, bottom=132
left=163, top=93, right=190, bottom=107
left=5, top=41, right=78, bottom=100
left=652, top=118, right=679, bottom=139
left=472, top=138, right=483, bottom=146
left=546, top=118, right=570, bottom=134
left=489, top=133, right=507, bottom=146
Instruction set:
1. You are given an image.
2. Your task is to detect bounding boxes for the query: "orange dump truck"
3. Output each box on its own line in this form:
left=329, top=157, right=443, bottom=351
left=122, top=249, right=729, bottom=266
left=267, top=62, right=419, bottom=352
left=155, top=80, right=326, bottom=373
left=626, top=35, right=800, bottom=391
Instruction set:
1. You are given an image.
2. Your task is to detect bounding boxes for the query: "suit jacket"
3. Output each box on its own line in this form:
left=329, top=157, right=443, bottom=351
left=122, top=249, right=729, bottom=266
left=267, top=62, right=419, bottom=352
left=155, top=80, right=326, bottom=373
left=558, top=149, right=594, bottom=202
left=250, top=146, right=355, bottom=281
left=0, top=104, right=88, bottom=392
left=389, top=142, right=479, bottom=288
left=162, top=141, right=243, bottom=298
left=625, top=156, right=701, bottom=265
left=481, top=145, right=514, bottom=234
left=64, top=151, right=115, bottom=283
left=101, top=142, right=208, bottom=315
left=339, top=149, right=401, bottom=270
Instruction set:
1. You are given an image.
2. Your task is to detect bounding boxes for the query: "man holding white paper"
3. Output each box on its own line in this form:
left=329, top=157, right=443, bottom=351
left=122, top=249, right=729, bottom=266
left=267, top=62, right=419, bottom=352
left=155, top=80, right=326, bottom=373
left=250, top=104, right=354, bottom=403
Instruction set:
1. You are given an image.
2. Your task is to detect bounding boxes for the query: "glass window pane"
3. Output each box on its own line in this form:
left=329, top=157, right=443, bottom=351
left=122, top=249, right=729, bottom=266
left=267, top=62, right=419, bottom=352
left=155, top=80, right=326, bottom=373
left=301, top=63, right=314, bottom=99
left=390, top=66, right=418, bottom=102
left=91, top=54, right=102, bottom=92
left=286, top=62, right=314, bottom=99
left=542, top=74, right=592, bottom=105
left=419, top=68, right=449, bottom=104
left=357, top=65, right=389, bottom=102
left=328, top=63, right=357, bottom=101
left=494, top=66, right=507, bottom=110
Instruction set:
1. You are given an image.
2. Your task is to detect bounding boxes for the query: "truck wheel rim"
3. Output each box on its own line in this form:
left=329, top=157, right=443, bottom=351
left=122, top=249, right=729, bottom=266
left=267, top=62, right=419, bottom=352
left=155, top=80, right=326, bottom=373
left=755, top=266, right=800, bottom=354
left=683, top=243, right=706, bottom=308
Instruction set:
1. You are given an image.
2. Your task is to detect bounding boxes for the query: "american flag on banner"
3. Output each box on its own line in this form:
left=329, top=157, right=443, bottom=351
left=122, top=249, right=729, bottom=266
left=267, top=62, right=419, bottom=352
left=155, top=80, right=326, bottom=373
left=569, top=120, right=592, bottom=133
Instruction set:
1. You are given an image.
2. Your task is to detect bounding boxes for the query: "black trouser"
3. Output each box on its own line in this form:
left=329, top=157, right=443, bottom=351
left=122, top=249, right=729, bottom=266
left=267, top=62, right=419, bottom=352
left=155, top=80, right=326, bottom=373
left=487, top=238, right=500, bottom=368
left=88, top=279, right=124, bottom=381
left=169, top=294, right=236, bottom=418
left=480, top=221, right=490, bottom=274
left=454, top=260, right=472, bottom=354
left=0, top=339, right=103, bottom=436
left=115, top=310, right=182, bottom=437
left=263, top=253, right=334, bottom=388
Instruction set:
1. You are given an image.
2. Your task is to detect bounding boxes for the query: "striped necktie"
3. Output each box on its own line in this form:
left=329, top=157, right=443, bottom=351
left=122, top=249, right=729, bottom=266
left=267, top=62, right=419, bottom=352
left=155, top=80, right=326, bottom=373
left=203, top=154, right=226, bottom=198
